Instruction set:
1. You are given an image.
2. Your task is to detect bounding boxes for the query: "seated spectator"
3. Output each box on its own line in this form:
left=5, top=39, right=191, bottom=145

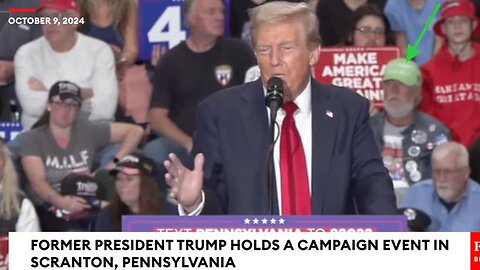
left=420, top=0, right=480, bottom=147
left=384, top=0, right=443, bottom=65
left=20, top=81, right=143, bottom=231
left=0, top=139, right=40, bottom=233
left=316, top=0, right=386, bottom=46
left=14, top=0, right=118, bottom=130
left=370, top=59, right=450, bottom=206
left=341, top=3, right=395, bottom=116
left=95, top=153, right=171, bottom=231
left=145, top=0, right=256, bottom=176
left=343, top=3, right=394, bottom=46
left=77, top=0, right=144, bottom=124
left=78, top=0, right=138, bottom=74
left=0, top=0, right=41, bottom=121
left=401, top=142, right=480, bottom=231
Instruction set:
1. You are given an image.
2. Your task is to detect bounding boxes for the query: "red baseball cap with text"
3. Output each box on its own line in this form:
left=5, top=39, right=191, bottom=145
left=37, top=0, right=80, bottom=13
left=433, top=0, right=478, bottom=38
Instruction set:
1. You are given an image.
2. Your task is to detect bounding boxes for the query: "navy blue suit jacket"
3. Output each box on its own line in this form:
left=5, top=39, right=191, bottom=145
left=193, top=79, right=397, bottom=215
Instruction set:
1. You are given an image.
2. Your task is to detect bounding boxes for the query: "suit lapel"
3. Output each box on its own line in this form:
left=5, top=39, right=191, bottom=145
left=240, top=80, right=269, bottom=157
left=311, top=80, right=338, bottom=214
left=239, top=80, right=278, bottom=214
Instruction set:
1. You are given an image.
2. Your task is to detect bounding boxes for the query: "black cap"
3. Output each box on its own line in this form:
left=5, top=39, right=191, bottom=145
left=50, top=174, right=105, bottom=221
left=400, top=207, right=432, bottom=232
left=48, top=81, right=82, bottom=107
left=60, top=174, right=104, bottom=204
left=109, top=153, right=154, bottom=177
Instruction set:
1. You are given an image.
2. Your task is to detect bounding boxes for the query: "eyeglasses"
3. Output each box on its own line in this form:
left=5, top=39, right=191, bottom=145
left=51, top=101, right=80, bottom=110
left=355, top=27, right=385, bottom=36
left=432, top=167, right=467, bottom=177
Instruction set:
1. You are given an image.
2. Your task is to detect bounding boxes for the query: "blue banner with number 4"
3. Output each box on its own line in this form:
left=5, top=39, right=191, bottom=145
left=138, top=0, right=230, bottom=61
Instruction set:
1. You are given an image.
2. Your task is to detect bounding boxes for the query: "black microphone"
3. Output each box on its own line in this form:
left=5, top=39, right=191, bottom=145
left=265, top=76, right=284, bottom=113
left=400, top=207, right=432, bottom=232
left=265, top=77, right=283, bottom=215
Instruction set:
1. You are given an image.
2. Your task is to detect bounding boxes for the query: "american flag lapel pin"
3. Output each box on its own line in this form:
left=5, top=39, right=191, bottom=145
left=326, top=110, right=333, bottom=118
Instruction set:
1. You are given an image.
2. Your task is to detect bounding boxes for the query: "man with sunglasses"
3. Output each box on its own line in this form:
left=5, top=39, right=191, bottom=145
left=401, top=142, right=480, bottom=231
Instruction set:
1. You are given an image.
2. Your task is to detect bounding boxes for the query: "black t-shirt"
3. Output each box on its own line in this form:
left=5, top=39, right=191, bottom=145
left=316, top=0, right=386, bottom=46
left=150, top=37, right=256, bottom=136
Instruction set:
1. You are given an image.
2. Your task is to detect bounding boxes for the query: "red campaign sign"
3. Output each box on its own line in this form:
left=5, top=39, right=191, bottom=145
left=0, top=236, right=8, bottom=270
left=472, top=232, right=480, bottom=270
left=314, top=46, right=400, bottom=107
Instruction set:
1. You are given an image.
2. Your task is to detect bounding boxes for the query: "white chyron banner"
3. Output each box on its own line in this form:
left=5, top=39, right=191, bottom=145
left=8, top=232, right=471, bottom=270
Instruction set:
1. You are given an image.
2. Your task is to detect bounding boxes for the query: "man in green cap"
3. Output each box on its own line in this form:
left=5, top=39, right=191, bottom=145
left=370, top=58, right=451, bottom=206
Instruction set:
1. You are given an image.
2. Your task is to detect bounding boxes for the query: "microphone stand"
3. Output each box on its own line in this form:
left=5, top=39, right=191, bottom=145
left=265, top=76, right=283, bottom=215
left=267, top=106, right=279, bottom=215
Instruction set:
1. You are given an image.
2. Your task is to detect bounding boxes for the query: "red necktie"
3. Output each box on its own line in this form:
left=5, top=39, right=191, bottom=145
left=280, top=101, right=311, bottom=215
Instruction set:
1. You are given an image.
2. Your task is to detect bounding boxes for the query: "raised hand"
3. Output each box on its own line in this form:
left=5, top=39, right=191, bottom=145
left=164, top=153, right=204, bottom=213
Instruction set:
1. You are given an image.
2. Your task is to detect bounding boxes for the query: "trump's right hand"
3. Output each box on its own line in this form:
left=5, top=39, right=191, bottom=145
left=164, top=153, right=204, bottom=213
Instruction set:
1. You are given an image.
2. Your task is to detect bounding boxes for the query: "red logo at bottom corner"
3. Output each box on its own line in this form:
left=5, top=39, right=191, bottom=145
left=471, top=232, right=480, bottom=270
left=0, top=236, right=8, bottom=270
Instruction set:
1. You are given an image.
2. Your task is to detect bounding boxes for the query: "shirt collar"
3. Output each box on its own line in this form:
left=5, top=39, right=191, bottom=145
left=263, top=79, right=312, bottom=115
left=432, top=180, right=471, bottom=212
left=291, top=79, right=312, bottom=115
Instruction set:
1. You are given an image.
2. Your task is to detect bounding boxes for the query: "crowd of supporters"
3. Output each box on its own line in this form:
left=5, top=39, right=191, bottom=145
left=0, top=0, right=479, bottom=232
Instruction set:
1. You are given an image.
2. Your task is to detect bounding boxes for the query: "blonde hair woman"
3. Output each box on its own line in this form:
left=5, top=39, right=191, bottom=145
left=0, top=139, right=40, bottom=233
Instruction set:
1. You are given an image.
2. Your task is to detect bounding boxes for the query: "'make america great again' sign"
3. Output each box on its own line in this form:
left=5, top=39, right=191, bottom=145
left=314, top=47, right=400, bottom=108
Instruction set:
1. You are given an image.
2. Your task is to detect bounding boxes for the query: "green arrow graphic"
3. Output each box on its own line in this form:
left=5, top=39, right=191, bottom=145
left=405, top=3, right=442, bottom=61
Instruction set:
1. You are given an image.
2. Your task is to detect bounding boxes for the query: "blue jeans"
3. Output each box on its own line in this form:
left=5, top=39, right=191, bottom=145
left=94, top=143, right=120, bottom=167
left=6, top=132, right=24, bottom=161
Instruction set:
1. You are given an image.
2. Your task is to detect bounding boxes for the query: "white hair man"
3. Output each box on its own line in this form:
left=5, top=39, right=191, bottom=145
left=370, top=58, right=450, bottom=206
left=401, top=141, right=480, bottom=231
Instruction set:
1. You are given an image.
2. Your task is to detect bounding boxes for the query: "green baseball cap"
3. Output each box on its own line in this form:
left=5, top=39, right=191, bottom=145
left=383, top=58, right=422, bottom=87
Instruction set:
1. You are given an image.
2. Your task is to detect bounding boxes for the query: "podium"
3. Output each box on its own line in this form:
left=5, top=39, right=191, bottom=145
left=122, top=215, right=408, bottom=232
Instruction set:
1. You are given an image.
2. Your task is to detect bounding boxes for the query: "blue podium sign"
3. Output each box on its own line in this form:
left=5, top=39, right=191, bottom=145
left=138, top=0, right=231, bottom=61
left=122, top=215, right=408, bottom=232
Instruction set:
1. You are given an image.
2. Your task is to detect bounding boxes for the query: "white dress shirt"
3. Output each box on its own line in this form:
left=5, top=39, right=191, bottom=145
left=271, top=80, right=312, bottom=214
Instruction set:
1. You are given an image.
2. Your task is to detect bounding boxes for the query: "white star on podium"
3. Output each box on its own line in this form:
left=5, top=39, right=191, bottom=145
left=244, top=218, right=250, bottom=224
left=278, top=218, right=285, bottom=224
left=253, top=218, right=259, bottom=224
left=262, top=218, right=268, bottom=224
left=270, top=218, right=277, bottom=224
